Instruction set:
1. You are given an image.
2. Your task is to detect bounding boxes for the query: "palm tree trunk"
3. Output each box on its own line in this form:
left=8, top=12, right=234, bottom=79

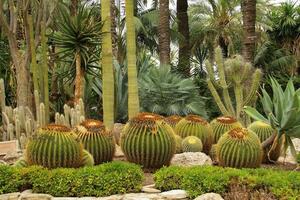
left=74, top=52, right=83, bottom=104
left=159, top=0, right=170, bottom=65
left=70, top=0, right=78, bottom=16
left=241, top=0, right=256, bottom=63
left=126, top=0, right=140, bottom=119
left=177, top=0, right=190, bottom=77
left=101, top=0, right=115, bottom=130
left=111, top=0, right=118, bottom=58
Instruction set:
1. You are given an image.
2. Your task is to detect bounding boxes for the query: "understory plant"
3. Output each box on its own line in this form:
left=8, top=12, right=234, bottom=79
left=139, top=66, right=207, bottom=117
left=244, top=78, right=300, bottom=160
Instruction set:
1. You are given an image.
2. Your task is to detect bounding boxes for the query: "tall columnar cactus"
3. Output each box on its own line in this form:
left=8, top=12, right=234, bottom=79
left=120, top=113, right=176, bottom=169
left=175, top=115, right=213, bottom=154
left=74, top=119, right=115, bottom=165
left=182, top=136, right=203, bottom=152
left=248, top=121, right=282, bottom=163
left=164, top=115, right=183, bottom=128
left=217, top=127, right=262, bottom=168
left=210, top=116, right=243, bottom=144
left=206, top=47, right=262, bottom=125
left=26, top=124, right=83, bottom=168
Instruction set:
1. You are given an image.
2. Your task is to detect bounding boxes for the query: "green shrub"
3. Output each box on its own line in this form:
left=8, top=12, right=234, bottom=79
left=154, top=165, right=300, bottom=199
left=0, top=161, right=143, bottom=197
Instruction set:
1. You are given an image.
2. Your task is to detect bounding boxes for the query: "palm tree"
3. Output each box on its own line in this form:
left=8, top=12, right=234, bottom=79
left=101, top=0, right=115, bottom=129
left=241, top=0, right=257, bottom=63
left=177, top=0, right=190, bottom=77
left=158, top=0, right=170, bottom=65
left=125, top=0, right=140, bottom=119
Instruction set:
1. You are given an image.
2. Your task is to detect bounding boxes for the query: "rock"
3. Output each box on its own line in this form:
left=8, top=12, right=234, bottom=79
left=142, top=184, right=161, bottom=193
left=19, top=193, right=53, bottom=200
left=171, top=152, right=212, bottom=167
left=278, top=138, right=300, bottom=164
left=21, top=190, right=32, bottom=194
left=112, top=123, right=125, bottom=145
left=0, top=192, right=20, bottom=200
left=194, top=193, right=224, bottom=200
left=114, top=145, right=124, bottom=157
left=2, top=150, right=22, bottom=164
left=96, top=195, right=123, bottom=200
left=53, top=198, right=78, bottom=200
left=122, top=193, right=162, bottom=200
left=160, top=190, right=188, bottom=199
left=0, top=160, right=7, bottom=165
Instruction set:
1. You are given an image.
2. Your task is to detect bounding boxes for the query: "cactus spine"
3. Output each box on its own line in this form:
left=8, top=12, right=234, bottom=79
left=164, top=115, right=183, bottom=128
left=120, top=113, right=176, bottom=169
left=210, top=116, right=242, bottom=144
left=175, top=115, right=212, bottom=154
left=248, top=121, right=282, bottom=163
left=26, top=124, right=83, bottom=168
left=217, top=127, right=262, bottom=168
left=182, top=136, right=203, bottom=152
left=206, top=47, right=262, bottom=125
left=74, top=119, right=115, bottom=165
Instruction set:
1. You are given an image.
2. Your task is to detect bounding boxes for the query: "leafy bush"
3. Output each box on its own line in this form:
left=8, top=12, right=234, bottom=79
left=0, top=161, right=143, bottom=197
left=154, top=165, right=300, bottom=199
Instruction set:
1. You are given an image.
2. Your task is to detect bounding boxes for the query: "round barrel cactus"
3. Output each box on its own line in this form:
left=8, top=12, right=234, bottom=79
left=182, top=136, right=203, bottom=152
left=175, top=115, right=213, bottom=153
left=14, top=157, right=28, bottom=168
left=174, top=134, right=183, bottom=153
left=217, top=127, right=262, bottom=168
left=74, top=119, right=115, bottom=165
left=248, top=121, right=282, bottom=163
left=26, top=124, right=83, bottom=168
left=80, top=149, right=95, bottom=166
left=164, top=115, right=183, bottom=128
left=210, top=116, right=242, bottom=144
left=209, top=144, right=218, bottom=163
left=120, top=113, right=176, bottom=169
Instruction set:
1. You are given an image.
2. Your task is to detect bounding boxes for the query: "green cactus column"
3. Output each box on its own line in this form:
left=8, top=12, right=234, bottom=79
left=74, top=119, right=115, bottom=165
left=121, top=113, right=176, bottom=169
left=217, top=127, right=262, bottom=168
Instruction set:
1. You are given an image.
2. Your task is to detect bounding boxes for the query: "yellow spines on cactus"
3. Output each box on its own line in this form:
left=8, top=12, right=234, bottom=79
left=120, top=113, right=176, bottom=169
left=210, top=116, right=243, bottom=144
left=164, top=115, right=183, bottom=128
left=217, top=127, right=262, bottom=168
left=26, top=124, right=83, bottom=168
left=182, top=136, right=203, bottom=152
left=74, top=119, right=115, bottom=165
left=248, top=121, right=282, bottom=163
left=175, top=115, right=212, bottom=154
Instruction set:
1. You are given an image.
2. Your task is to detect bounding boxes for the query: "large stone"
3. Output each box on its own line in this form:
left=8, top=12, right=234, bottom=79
left=0, top=192, right=20, bottom=200
left=19, top=193, right=53, bottom=200
left=0, top=140, right=19, bottom=155
left=114, top=145, right=124, bottom=157
left=53, top=198, right=78, bottom=200
left=122, top=193, right=162, bottom=200
left=171, top=152, right=212, bottom=167
left=96, top=195, right=123, bottom=200
left=278, top=138, right=300, bottom=164
left=142, top=184, right=161, bottom=193
left=194, top=193, right=224, bottom=200
left=112, top=123, right=125, bottom=145
left=160, top=190, right=188, bottom=199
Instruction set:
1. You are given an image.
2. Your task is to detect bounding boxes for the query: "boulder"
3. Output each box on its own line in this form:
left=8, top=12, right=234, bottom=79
left=142, top=184, right=161, bottom=193
left=194, top=193, right=224, bottom=200
left=160, top=190, right=188, bottom=199
left=171, top=152, right=212, bottom=167
left=112, top=123, right=125, bottom=145
left=19, top=193, right=53, bottom=200
left=278, top=138, right=300, bottom=164
left=122, top=193, right=162, bottom=200
left=0, top=192, right=20, bottom=200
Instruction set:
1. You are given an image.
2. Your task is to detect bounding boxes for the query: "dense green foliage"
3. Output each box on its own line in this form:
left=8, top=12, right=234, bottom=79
left=121, top=113, right=176, bottom=169
left=0, top=162, right=143, bottom=197
left=154, top=165, right=300, bottom=199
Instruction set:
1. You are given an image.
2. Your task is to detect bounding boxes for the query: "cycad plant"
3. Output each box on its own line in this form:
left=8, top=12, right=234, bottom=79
left=52, top=4, right=103, bottom=103
left=244, top=78, right=300, bottom=159
left=139, top=66, right=207, bottom=117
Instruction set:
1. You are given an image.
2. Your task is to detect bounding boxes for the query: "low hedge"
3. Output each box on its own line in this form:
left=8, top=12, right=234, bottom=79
left=0, top=161, right=143, bottom=197
left=154, top=166, right=300, bottom=199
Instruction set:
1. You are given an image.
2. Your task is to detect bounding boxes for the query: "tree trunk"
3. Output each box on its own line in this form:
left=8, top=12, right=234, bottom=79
left=126, top=0, right=140, bottom=119
left=74, top=52, right=83, bottom=104
left=241, top=0, right=256, bottom=63
left=111, top=0, right=118, bottom=58
left=177, top=0, right=190, bottom=77
left=101, top=0, right=115, bottom=130
left=158, top=0, right=170, bottom=66
left=70, top=0, right=78, bottom=16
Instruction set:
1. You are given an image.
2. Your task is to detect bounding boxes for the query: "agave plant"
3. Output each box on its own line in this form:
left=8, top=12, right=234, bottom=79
left=244, top=77, right=300, bottom=158
left=139, top=66, right=207, bottom=117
